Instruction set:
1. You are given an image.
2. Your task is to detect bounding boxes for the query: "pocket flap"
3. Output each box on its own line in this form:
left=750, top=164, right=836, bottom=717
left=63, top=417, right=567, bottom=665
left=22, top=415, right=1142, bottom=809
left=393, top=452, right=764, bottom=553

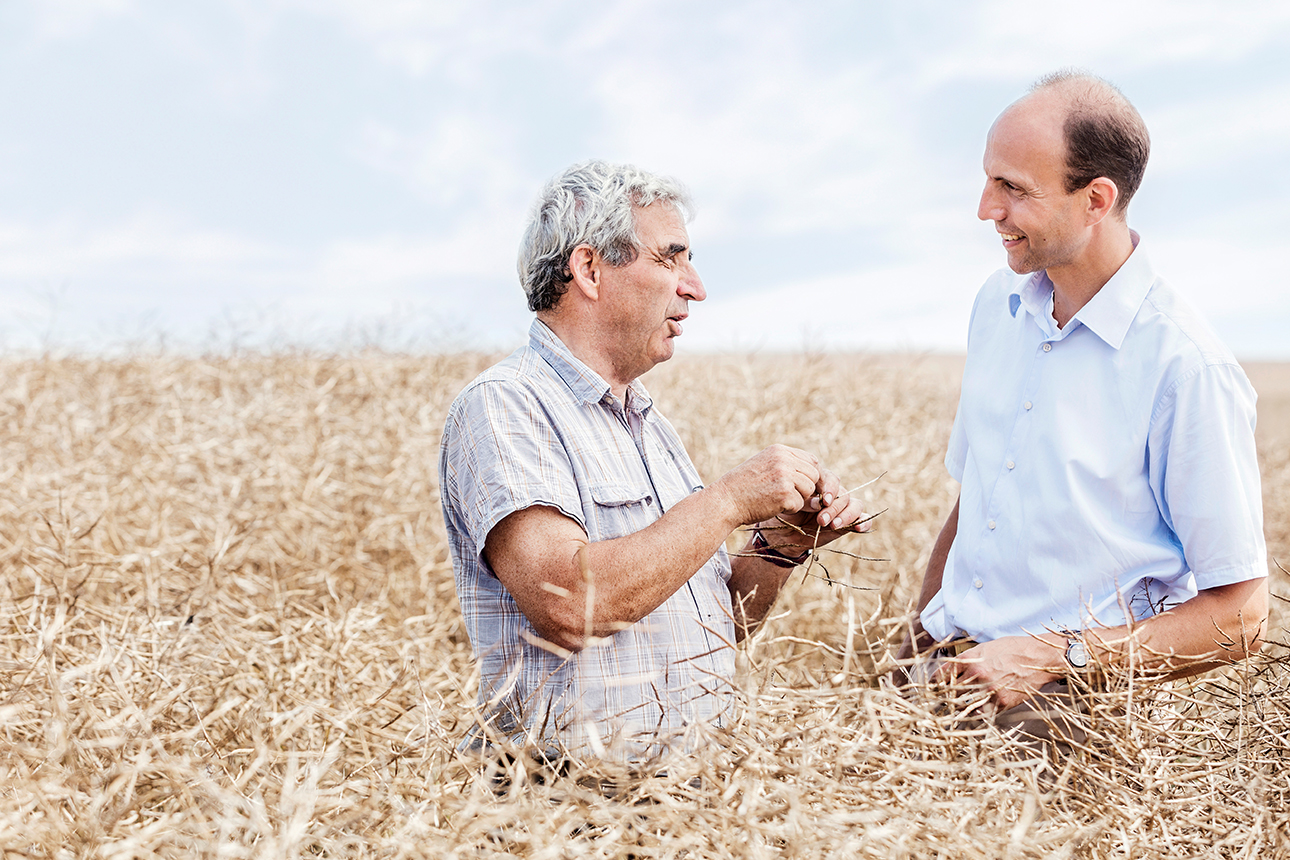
left=589, top=481, right=653, bottom=507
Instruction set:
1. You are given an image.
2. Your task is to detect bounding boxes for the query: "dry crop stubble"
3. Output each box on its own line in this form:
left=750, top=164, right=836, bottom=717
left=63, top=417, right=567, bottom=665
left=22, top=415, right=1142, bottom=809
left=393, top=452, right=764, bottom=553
left=0, top=350, right=1286, bottom=858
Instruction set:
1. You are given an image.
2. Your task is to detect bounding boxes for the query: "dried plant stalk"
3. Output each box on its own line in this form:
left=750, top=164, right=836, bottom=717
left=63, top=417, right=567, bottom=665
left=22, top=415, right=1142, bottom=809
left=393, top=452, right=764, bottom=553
left=0, top=350, right=1286, bottom=858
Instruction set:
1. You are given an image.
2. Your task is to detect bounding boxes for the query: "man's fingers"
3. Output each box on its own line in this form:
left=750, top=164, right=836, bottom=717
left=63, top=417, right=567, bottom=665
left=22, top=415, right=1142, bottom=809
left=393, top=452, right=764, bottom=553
left=931, top=657, right=961, bottom=686
left=791, top=471, right=818, bottom=509
left=816, top=493, right=868, bottom=532
left=815, top=467, right=842, bottom=495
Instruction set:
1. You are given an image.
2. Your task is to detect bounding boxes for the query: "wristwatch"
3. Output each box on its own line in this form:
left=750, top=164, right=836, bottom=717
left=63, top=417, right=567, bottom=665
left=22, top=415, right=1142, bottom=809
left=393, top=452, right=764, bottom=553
left=750, top=529, right=812, bottom=569
left=1064, top=634, right=1089, bottom=670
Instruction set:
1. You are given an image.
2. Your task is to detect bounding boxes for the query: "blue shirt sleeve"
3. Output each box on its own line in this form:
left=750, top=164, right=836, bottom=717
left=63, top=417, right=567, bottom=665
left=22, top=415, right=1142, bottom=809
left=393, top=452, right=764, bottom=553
left=441, top=379, right=586, bottom=564
left=1149, top=361, right=1267, bottom=589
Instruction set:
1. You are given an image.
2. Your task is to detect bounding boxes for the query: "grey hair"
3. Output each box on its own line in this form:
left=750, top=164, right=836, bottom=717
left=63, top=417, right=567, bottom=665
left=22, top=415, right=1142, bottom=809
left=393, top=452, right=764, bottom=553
left=517, top=160, right=694, bottom=312
left=1030, top=69, right=1150, bottom=215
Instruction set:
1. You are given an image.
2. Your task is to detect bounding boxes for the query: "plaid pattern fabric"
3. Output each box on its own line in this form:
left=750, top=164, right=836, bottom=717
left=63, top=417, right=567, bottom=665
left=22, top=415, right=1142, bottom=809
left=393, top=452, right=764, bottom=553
left=439, top=320, right=735, bottom=757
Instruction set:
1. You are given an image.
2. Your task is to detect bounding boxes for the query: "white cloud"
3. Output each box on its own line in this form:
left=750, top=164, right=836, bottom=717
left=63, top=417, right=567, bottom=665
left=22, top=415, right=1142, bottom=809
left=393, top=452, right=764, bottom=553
left=314, top=227, right=515, bottom=290
left=561, top=14, right=929, bottom=242
left=1150, top=232, right=1287, bottom=315
left=688, top=263, right=978, bottom=354
left=353, top=114, right=531, bottom=212
left=1, top=0, right=1287, bottom=356
left=919, top=0, right=1290, bottom=82
left=1150, top=80, right=1290, bottom=174
left=24, top=0, right=136, bottom=40
left=686, top=221, right=1001, bottom=352
left=288, top=0, right=553, bottom=78
left=0, top=214, right=281, bottom=279
left=0, top=209, right=533, bottom=349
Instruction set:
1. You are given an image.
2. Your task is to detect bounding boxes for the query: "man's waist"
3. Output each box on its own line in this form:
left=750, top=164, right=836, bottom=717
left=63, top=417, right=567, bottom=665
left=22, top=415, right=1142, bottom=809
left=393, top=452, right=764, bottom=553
left=934, top=639, right=978, bottom=658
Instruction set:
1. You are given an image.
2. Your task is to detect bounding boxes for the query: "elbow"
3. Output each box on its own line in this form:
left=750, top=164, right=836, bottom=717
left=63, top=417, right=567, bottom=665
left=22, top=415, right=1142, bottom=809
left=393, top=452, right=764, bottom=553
left=527, top=604, right=594, bottom=655
left=1224, top=577, right=1270, bottom=662
left=515, top=586, right=630, bottom=655
left=550, top=627, right=589, bottom=655
left=531, top=609, right=635, bottom=655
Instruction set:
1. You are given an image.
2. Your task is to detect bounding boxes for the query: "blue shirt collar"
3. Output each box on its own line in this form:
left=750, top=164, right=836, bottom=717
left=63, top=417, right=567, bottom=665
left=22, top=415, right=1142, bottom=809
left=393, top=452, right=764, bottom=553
left=528, top=319, right=654, bottom=414
left=1008, top=231, right=1154, bottom=350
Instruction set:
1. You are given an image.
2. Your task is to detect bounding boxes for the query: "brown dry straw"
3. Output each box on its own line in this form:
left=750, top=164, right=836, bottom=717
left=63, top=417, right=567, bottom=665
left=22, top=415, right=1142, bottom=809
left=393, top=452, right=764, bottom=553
left=1, top=351, right=1286, bottom=858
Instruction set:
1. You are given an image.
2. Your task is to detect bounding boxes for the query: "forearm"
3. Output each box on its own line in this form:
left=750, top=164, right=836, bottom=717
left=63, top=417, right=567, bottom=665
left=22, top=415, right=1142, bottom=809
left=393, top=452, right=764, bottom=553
left=941, top=578, right=1268, bottom=710
left=568, top=484, right=745, bottom=641
left=488, top=444, right=866, bottom=652
left=1062, top=578, right=1268, bottom=677
left=727, top=550, right=797, bottom=642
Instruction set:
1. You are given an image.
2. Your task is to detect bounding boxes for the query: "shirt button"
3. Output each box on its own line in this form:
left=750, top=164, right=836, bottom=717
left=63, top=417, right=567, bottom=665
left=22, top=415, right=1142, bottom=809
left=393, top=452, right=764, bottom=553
left=974, top=579, right=984, bottom=589
left=1023, top=401, right=1033, bottom=410
left=987, top=520, right=997, bottom=530
left=1006, top=461, right=1015, bottom=470
left=1042, top=343, right=1052, bottom=352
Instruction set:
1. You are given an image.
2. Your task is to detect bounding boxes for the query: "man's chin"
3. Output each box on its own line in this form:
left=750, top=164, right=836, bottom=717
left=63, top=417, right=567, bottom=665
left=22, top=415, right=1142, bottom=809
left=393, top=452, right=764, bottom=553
left=651, top=338, right=677, bottom=367
left=1005, top=253, right=1040, bottom=275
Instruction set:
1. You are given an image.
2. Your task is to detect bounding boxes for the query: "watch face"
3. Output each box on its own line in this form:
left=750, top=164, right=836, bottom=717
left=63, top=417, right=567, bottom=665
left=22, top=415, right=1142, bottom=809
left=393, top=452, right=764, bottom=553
left=1066, top=639, right=1089, bottom=669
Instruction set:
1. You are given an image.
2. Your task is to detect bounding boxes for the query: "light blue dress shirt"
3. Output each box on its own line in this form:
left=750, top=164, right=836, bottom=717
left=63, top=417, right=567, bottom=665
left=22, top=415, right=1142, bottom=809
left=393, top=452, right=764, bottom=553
left=922, top=234, right=1267, bottom=643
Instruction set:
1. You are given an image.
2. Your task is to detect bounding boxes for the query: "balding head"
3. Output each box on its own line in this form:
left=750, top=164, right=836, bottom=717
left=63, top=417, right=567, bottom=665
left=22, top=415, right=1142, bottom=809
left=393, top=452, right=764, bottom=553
left=1013, top=70, right=1150, bottom=217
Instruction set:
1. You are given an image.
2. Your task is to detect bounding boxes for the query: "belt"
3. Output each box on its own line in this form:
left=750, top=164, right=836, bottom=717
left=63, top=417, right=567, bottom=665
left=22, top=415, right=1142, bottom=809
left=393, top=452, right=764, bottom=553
left=934, top=639, right=978, bottom=658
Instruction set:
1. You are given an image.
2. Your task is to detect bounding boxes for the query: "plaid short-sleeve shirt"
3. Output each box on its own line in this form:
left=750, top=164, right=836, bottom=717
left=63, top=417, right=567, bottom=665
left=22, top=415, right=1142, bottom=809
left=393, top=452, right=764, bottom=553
left=439, top=320, right=735, bottom=757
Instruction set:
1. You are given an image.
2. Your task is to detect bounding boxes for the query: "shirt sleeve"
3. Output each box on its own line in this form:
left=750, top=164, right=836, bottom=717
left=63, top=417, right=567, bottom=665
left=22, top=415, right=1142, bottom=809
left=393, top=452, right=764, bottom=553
left=1149, top=361, right=1267, bottom=589
left=441, top=379, right=586, bottom=563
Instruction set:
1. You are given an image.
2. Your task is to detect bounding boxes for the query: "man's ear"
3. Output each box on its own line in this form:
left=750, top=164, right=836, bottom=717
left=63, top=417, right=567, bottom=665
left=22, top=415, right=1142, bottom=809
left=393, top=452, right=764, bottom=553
left=567, top=245, right=601, bottom=301
left=1085, top=177, right=1120, bottom=226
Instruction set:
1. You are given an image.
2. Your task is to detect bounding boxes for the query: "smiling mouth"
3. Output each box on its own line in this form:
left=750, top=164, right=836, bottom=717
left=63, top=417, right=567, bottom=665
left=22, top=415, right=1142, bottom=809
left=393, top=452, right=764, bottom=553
left=999, top=231, right=1024, bottom=243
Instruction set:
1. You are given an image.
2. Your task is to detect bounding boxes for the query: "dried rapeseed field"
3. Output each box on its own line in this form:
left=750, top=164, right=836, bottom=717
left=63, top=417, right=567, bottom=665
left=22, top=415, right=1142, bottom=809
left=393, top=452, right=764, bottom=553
left=1, top=351, right=1286, bottom=858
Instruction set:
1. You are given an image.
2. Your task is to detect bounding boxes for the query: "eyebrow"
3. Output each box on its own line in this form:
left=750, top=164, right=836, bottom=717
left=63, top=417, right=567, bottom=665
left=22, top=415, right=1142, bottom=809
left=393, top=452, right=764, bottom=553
left=659, top=242, right=688, bottom=258
left=990, top=169, right=1034, bottom=188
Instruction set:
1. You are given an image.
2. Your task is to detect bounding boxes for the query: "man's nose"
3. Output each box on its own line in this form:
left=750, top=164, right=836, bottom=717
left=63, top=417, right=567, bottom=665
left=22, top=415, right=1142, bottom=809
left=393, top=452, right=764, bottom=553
left=978, top=184, right=1003, bottom=222
left=679, top=264, right=706, bottom=302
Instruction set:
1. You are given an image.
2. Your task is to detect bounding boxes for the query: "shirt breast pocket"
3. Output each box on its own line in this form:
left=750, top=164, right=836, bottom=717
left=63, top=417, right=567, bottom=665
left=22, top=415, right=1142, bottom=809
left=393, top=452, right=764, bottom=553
left=586, top=481, right=656, bottom=541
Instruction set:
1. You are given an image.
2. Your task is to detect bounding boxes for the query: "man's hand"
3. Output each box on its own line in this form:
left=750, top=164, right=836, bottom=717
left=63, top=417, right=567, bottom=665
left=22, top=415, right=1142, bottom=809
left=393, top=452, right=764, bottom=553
left=722, top=449, right=869, bottom=640
left=714, top=445, right=869, bottom=550
left=935, top=635, right=1064, bottom=711
left=757, top=465, right=870, bottom=557
left=712, top=444, right=824, bottom=526
left=798, top=464, right=872, bottom=534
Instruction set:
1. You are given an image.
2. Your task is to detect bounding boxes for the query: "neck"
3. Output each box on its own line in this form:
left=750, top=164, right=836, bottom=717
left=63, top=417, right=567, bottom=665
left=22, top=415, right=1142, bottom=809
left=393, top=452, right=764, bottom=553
left=537, top=311, right=633, bottom=401
left=1047, top=221, right=1135, bottom=329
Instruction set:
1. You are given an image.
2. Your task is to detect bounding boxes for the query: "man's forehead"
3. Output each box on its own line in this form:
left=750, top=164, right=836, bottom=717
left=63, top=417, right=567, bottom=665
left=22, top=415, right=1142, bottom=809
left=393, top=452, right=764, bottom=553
left=634, top=202, right=689, bottom=243
left=984, top=101, right=1065, bottom=176
left=991, top=95, right=1065, bottom=148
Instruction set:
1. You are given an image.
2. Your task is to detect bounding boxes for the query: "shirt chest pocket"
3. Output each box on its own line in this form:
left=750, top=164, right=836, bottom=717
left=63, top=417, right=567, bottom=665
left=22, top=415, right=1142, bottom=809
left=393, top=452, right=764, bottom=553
left=586, top=481, right=656, bottom=541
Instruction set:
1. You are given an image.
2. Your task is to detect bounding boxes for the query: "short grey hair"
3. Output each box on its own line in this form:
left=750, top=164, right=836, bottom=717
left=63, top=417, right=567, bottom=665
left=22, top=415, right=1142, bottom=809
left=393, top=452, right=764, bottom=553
left=517, top=160, right=694, bottom=312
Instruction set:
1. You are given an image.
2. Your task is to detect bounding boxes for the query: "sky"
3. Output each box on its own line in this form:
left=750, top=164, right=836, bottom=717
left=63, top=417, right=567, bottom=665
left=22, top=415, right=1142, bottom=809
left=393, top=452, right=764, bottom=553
left=2, top=0, right=1288, bottom=357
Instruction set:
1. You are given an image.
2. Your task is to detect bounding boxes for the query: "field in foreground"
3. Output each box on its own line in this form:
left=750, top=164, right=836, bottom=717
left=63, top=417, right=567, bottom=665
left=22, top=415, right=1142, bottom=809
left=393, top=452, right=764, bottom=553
left=1, top=351, right=1287, bottom=859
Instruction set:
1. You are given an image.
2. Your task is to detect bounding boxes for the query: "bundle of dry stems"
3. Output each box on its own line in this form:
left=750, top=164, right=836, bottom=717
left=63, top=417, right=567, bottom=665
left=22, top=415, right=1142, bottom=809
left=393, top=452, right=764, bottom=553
left=1, top=350, right=1287, bottom=858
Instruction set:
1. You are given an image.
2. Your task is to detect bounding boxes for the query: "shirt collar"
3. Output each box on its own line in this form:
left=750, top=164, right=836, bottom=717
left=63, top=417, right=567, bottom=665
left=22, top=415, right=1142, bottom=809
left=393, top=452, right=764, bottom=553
left=528, top=319, right=654, bottom=414
left=1008, top=231, right=1154, bottom=350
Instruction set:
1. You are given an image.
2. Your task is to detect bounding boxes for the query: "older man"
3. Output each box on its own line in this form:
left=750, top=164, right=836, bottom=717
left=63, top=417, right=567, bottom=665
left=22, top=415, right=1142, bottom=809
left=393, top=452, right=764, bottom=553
left=900, top=71, right=1268, bottom=718
left=440, top=161, right=864, bottom=758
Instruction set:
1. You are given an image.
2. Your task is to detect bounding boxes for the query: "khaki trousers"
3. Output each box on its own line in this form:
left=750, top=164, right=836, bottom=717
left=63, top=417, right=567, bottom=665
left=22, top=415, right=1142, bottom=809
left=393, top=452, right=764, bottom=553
left=906, top=652, right=1091, bottom=755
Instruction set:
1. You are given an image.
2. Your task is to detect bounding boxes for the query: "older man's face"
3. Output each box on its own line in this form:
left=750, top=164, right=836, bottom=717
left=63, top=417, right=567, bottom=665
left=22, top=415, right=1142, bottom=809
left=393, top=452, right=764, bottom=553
left=596, top=203, right=705, bottom=381
left=977, top=95, right=1089, bottom=277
